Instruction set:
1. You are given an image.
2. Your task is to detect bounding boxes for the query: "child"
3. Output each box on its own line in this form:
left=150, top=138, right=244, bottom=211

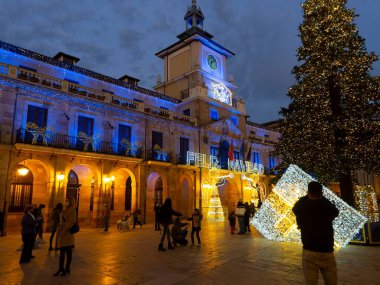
left=228, top=211, right=236, bottom=234
left=188, top=209, right=203, bottom=246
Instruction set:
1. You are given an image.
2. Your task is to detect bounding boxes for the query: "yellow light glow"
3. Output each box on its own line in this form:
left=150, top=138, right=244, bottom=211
left=57, top=173, right=65, bottom=181
left=17, top=167, right=29, bottom=176
left=111, top=176, right=115, bottom=181
left=103, top=177, right=111, bottom=183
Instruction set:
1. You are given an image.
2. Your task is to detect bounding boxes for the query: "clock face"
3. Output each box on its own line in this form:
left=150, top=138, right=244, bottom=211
left=207, top=54, right=217, bottom=70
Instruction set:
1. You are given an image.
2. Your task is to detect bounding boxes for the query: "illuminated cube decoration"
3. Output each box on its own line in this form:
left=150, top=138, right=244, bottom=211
left=252, top=164, right=367, bottom=248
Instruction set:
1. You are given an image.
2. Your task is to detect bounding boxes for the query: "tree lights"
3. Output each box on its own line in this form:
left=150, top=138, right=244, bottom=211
left=252, top=165, right=367, bottom=248
left=274, top=0, right=380, bottom=206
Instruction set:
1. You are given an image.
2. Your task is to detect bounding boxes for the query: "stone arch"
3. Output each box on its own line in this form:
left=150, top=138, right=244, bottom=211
left=217, top=179, right=240, bottom=213
left=146, top=171, right=168, bottom=223
left=7, top=159, right=50, bottom=232
left=176, top=173, right=195, bottom=217
left=65, top=164, right=96, bottom=225
left=111, top=167, right=137, bottom=220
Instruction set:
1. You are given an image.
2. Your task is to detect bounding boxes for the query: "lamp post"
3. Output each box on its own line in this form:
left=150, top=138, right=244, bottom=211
left=103, top=177, right=111, bottom=205
left=57, top=172, right=65, bottom=201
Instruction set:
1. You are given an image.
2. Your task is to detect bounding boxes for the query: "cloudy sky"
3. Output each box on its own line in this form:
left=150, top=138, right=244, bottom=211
left=1, top=0, right=379, bottom=123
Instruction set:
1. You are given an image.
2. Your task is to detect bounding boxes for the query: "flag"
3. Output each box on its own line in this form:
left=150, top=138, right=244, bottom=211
left=239, top=140, right=245, bottom=161
left=246, top=142, right=252, bottom=161
left=228, top=139, right=234, bottom=160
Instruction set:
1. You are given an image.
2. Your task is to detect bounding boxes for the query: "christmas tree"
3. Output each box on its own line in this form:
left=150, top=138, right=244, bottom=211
left=207, top=186, right=224, bottom=220
left=275, top=0, right=380, bottom=206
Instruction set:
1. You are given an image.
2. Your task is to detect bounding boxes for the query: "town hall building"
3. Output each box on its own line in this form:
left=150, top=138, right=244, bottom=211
left=0, top=0, right=280, bottom=234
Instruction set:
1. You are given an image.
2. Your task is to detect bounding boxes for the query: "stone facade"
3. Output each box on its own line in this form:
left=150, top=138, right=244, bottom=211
left=0, top=1, right=281, bottom=234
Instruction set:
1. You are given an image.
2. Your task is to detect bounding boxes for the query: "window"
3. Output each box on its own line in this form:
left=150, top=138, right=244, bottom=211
left=90, top=177, right=95, bottom=211
left=210, top=146, right=219, bottom=157
left=152, top=131, right=163, bottom=149
left=26, top=105, right=48, bottom=144
left=154, top=177, right=163, bottom=205
left=77, top=116, right=94, bottom=151
left=125, top=177, right=132, bottom=211
left=253, top=152, right=260, bottom=164
left=233, top=151, right=240, bottom=160
left=152, top=131, right=165, bottom=161
left=179, top=137, right=189, bottom=163
left=269, top=155, right=276, bottom=169
left=183, top=109, right=190, bottom=116
left=118, top=124, right=132, bottom=155
left=9, top=166, right=33, bottom=212
left=230, top=116, right=238, bottom=126
left=210, top=108, right=219, bottom=121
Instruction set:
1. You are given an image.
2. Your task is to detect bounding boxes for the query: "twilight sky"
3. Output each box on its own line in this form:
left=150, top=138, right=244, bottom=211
left=0, top=0, right=379, bottom=123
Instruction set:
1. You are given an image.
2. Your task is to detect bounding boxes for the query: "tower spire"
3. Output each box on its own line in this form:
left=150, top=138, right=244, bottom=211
left=184, top=0, right=204, bottom=30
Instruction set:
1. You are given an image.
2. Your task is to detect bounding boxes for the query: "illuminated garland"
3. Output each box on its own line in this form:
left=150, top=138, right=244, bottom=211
left=252, top=164, right=367, bottom=248
left=354, top=185, right=379, bottom=223
left=26, top=122, right=55, bottom=146
left=77, top=132, right=100, bottom=152
left=121, top=139, right=142, bottom=157
left=153, top=144, right=168, bottom=161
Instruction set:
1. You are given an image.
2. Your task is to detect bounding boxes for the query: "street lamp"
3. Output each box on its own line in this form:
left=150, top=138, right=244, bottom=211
left=57, top=172, right=65, bottom=197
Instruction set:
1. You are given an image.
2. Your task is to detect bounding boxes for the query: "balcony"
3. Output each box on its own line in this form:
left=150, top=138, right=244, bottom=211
left=15, top=129, right=143, bottom=158
left=0, top=63, right=197, bottom=127
left=146, top=149, right=171, bottom=163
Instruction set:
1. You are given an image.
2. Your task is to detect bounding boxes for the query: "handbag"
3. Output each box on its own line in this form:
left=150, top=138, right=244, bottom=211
left=235, top=207, right=246, bottom=216
left=69, top=222, right=80, bottom=234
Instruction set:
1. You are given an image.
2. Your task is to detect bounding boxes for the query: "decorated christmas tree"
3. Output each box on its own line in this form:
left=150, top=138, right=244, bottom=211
left=275, top=0, right=380, bottom=206
left=207, top=186, right=224, bottom=221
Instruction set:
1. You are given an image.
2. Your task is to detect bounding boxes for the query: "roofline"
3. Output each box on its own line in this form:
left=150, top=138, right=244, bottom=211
left=156, top=33, right=235, bottom=59
left=53, top=51, right=80, bottom=62
left=0, top=40, right=180, bottom=104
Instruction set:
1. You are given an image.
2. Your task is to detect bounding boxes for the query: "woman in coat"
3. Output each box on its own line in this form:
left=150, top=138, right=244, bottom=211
left=53, top=197, right=76, bottom=276
left=19, top=205, right=37, bottom=263
left=157, top=198, right=181, bottom=251
left=49, top=203, right=63, bottom=251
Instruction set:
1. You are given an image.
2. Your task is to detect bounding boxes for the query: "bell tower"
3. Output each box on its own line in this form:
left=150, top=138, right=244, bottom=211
left=155, top=0, right=246, bottom=128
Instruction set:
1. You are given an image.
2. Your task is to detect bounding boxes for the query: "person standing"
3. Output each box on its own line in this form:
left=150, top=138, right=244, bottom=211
left=132, top=207, right=143, bottom=229
left=34, top=204, right=46, bottom=242
left=293, top=181, right=339, bottom=285
left=228, top=211, right=236, bottom=234
left=157, top=198, right=181, bottom=251
left=53, top=197, right=76, bottom=276
left=244, top=202, right=251, bottom=233
left=19, top=205, right=37, bottom=263
left=49, top=203, right=63, bottom=251
left=188, top=208, right=203, bottom=246
left=102, top=203, right=111, bottom=232
left=154, top=203, right=161, bottom=231
left=236, top=199, right=246, bottom=235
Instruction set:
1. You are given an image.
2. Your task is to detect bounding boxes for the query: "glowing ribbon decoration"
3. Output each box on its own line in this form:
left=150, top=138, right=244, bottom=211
left=77, top=132, right=99, bottom=152
left=153, top=144, right=168, bottom=161
left=26, top=122, right=55, bottom=146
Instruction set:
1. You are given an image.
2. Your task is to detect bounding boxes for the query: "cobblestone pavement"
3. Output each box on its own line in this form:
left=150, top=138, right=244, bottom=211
left=0, top=222, right=379, bottom=285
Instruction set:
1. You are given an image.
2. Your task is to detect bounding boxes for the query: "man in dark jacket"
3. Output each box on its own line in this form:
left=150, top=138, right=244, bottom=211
left=20, top=205, right=37, bottom=263
left=293, top=181, right=339, bottom=285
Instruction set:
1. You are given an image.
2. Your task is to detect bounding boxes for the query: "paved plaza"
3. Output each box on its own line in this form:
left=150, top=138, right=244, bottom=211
left=0, top=222, right=379, bottom=285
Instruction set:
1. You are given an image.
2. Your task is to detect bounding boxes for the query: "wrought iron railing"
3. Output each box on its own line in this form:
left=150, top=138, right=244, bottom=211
left=15, top=128, right=143, bottom=158
left=146, top=150, right=171, bottom=163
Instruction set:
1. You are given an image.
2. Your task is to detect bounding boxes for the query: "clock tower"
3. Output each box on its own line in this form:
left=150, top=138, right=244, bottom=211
left=155, top=0, right=246, bottom=129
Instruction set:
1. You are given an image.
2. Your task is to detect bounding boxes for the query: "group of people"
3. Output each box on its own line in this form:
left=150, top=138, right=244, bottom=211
left=19, top=197, right=77, bottom=277
left=156, top=198, right=203, bottom=251
left=228, top=200, right=256, bottom=235
left=18, top=180, right=339, bottom=284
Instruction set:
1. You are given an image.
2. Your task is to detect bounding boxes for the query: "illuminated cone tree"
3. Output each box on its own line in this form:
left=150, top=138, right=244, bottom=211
left=275, top=0, right=380, bottom=206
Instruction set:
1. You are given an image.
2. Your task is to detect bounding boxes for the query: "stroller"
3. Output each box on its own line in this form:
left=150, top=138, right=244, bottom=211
left=117, top=214, right=131, bottom=231
left=171, top=216, right=189, bottom=246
